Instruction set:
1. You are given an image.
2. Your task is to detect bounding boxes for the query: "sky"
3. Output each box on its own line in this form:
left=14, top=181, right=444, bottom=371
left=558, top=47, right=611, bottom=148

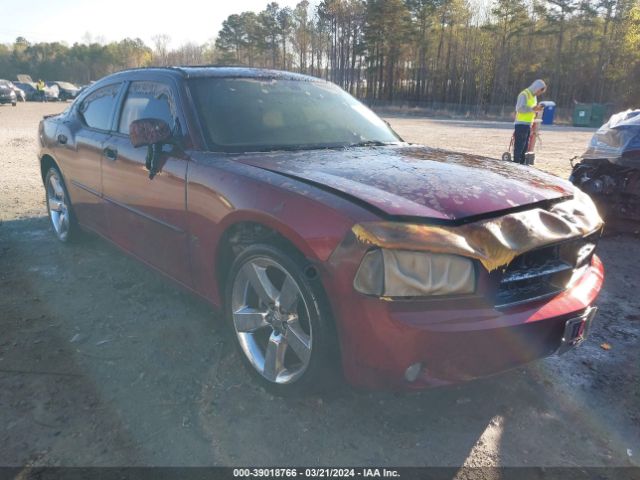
left=0, top=0, right=303, bottom=47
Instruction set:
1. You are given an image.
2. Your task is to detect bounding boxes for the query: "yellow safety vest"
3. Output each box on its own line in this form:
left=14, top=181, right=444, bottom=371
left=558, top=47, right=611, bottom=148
left=515, top=89, right=536, bottom=124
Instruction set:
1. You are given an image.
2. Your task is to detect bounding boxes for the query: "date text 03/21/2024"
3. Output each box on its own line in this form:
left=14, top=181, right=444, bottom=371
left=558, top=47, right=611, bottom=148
left=232, top=469, right=400, bottom=478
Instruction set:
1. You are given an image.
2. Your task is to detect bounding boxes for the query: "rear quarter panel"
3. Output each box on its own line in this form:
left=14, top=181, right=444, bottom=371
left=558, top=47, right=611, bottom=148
left=38, top=115, right=62, bottom=165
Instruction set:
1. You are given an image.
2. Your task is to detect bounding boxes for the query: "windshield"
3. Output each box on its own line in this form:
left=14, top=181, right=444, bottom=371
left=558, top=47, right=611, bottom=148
left=189, top=77, right=399, bottom=152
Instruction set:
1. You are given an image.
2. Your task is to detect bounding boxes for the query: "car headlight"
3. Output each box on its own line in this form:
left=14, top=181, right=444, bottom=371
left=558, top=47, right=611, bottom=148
left=353, top=249, right=476, bottom=297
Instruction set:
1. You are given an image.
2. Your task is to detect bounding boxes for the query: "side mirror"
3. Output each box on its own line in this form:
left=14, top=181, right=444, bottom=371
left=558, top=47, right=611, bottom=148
left=129, top=118, right=172, bottom=180
left=129, top=118, right=172, bottom=148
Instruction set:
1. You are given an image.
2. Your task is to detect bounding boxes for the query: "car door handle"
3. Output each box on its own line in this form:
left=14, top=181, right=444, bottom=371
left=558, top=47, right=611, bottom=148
left=57, top=134, right=67, bottom=144
left=103, top=147, right=118, bottom=161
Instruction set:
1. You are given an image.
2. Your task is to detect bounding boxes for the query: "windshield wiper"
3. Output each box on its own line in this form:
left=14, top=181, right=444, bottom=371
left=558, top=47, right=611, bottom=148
left=346, top=140, right=390, bottom=148
left=236, top=141, right=393, bottom=153
left=251, top=143, right=339, bottom=152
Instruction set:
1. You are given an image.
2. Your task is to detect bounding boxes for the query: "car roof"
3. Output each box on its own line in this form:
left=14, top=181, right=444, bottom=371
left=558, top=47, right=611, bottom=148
left=176, top=66, right=319, bottom=81
left=104, top=66, right=321, bottom=83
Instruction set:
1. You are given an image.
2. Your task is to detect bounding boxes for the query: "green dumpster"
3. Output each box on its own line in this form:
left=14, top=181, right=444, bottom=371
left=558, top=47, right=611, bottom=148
left=573, top=104, right=592, bottom=127
left=590, top=103, right=607, bottom=128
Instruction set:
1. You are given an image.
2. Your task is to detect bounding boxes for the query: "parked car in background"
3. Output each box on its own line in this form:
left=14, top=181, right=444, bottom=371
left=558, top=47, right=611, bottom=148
left=14, top=81, right=59, bottom=102
left=7, top=81, right=25, bottom=101
left=38, top=67, right=605, bottom=393
left=13, top=81, right=37, bottom=101
left=0, top=79, right=17, bottom=106
left=47, top=81, right=79, bottom=101
left=570, top=109, right=640, bottom=233
left=44, top=83, right=60, bottom=101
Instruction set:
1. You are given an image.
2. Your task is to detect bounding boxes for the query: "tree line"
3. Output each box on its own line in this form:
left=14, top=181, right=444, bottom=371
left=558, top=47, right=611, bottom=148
left=1, top=0, right=638, bottom=111
left=0, top=36, right=216, bottom=85
left=214, top=0, right=640, bottom=110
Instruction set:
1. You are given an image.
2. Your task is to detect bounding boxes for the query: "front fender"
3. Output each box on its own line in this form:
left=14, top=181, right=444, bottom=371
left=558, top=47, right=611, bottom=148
left=186, top=153, right=378, bottom=305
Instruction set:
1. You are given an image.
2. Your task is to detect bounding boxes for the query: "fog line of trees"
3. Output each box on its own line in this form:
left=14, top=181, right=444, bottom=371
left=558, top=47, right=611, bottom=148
left=1, top=0, right=638, bottom=110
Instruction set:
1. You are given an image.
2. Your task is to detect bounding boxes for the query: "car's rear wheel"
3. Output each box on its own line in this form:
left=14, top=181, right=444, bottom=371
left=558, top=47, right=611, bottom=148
left=225, top=244, right=338, bottom=394
left=45, top=167, right=78, bottom=243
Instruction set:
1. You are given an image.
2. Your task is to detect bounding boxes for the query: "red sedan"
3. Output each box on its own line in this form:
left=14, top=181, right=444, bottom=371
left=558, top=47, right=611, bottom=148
left=38, top=67, right=604, bottom=393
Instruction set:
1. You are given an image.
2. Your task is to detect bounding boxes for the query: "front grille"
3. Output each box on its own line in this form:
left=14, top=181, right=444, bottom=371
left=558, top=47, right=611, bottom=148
left=495, top=232, right=600, bottom=308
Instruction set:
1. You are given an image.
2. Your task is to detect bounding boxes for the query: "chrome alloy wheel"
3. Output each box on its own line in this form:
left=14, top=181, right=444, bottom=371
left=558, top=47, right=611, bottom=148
left=231, top=256, right=313, bottom=384
left=46, top=170, right=70, bottom=241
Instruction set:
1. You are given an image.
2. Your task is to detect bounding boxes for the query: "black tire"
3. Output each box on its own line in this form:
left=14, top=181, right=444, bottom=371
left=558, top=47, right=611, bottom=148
left=44, top=166, right=80, bottom=243
left=224, top=243, right=339, bottom=395
left=501, top=151, right=512, bottom=162
left=12, top=101, right=16, bottom=107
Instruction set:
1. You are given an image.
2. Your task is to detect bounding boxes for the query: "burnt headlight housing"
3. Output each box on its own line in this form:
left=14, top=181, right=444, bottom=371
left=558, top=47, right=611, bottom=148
left=353, top=249, right=476, bottom=298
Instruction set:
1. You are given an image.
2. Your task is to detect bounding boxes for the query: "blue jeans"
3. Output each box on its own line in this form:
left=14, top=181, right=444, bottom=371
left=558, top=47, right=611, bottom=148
left=513, top=124, right=531, bottom=164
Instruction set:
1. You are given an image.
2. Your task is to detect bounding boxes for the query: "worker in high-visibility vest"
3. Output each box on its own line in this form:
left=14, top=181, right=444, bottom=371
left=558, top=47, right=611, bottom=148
left=513, top=79, right=546, bottom=164
left=36, top=79, right=46, bottom=102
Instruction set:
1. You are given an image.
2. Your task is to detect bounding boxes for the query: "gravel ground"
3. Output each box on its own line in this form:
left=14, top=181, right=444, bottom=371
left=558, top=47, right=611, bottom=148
left=387, top=115, right=593, bottom=178
left=0, top=103, right=638, bottom=469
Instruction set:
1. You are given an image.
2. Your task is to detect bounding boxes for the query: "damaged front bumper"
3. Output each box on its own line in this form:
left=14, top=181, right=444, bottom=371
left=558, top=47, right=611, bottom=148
left=326, top=254, right=604, bottom=389
left=324, top=188, right=604, bottom=389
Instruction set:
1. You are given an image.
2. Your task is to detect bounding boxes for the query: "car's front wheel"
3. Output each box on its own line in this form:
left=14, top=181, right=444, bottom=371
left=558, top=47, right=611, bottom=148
left=45, top=167, right=78, bottom=243
left=225, top=244, right=338, bottom=394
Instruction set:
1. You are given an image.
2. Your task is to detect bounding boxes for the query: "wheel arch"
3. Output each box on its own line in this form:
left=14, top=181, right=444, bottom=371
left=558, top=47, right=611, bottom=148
left=40, top=153, right=59, bottom=183
left=214, top=217, right=324, bottom=305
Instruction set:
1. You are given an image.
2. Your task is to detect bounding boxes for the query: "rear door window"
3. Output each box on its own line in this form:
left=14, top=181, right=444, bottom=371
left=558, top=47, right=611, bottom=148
left=79, top=83, right=122, bottom=131
left=118, top=81, right=176, bottom=135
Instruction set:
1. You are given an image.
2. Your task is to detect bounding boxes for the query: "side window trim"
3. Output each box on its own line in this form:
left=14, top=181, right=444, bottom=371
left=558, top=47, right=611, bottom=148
left=109, top=80, right=129, bottom=133
left=78, top=82, right=125, bottom=134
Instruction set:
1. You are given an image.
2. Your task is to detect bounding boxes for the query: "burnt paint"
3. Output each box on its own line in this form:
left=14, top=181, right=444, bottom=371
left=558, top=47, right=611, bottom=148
left=233, top=145, right=574, bottom=221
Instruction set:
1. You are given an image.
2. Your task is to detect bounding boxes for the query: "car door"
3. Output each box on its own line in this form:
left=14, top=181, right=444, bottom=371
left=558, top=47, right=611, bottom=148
left=58, top=82, right=123, bottom=235
left=101, top=80, right=192, bottom=287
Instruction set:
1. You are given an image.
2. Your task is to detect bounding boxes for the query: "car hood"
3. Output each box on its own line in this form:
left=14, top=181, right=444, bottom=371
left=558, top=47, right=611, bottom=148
left=233, top=145, right=574, bottom=222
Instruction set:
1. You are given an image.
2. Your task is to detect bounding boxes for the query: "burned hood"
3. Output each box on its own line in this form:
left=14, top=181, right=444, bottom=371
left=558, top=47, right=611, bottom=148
left=233, top=145, right=573, bottom=222
left=352, top=188, right=603, bottom=272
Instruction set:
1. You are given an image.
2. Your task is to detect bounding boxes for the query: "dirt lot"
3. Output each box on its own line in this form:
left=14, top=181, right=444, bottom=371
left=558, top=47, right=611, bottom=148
left=1, top=103, right=638, bottom=468
left=388, top=115, right=592, bottom=179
